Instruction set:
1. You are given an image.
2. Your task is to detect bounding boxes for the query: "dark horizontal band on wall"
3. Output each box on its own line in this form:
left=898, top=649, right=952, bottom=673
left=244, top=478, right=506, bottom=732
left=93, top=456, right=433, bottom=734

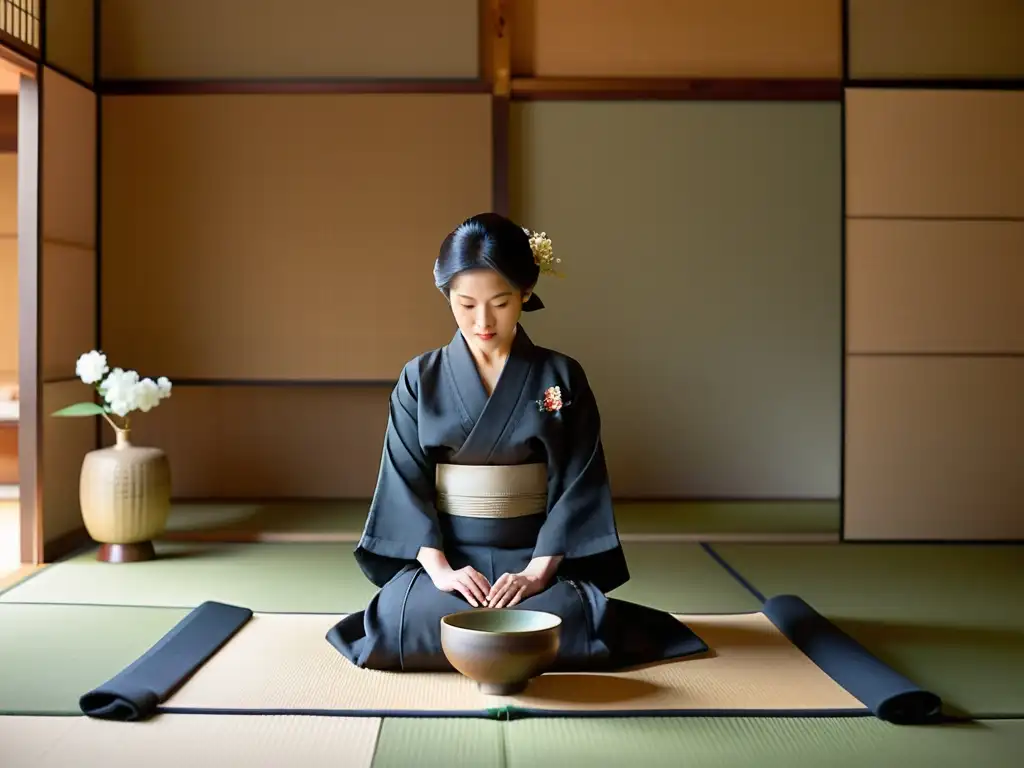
left=608, top=496, right=839, bottom=504
left=846, top=214, right=1024, bottom=223
left=170, top=496, right=372, bottom=503
left=93, top=76, right=1024, bottom=99
left=99, top=78, right=492, bottom=96
left=840, top=538, right=1024, bottom=546
left=41, top=377, right=399, bottom=388
left=510, top=77, right=844, bottom=101
left=846, top=351, right=1024, bottom=359
left=40, top=377, right=405, bottom=389
left=168, top=495, right=836, bottom=504
left=160, top=378, right=398, bottom=388
left=95, top=76, right=848, bottom=101
left=846, top=78, right=1024, bottom=91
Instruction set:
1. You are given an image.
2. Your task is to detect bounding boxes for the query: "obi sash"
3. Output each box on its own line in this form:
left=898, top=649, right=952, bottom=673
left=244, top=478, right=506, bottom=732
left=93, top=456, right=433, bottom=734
left=435, top=463, right=547, bottom=519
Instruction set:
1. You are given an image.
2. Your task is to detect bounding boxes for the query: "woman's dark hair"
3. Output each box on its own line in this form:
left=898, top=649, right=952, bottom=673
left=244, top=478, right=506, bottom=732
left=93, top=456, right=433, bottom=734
left=433, top=212, right=545, bottom=311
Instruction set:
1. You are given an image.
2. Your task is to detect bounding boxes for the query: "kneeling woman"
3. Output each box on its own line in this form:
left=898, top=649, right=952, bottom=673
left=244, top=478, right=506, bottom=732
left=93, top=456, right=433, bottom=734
left=327, top=213, right=707, bottom=671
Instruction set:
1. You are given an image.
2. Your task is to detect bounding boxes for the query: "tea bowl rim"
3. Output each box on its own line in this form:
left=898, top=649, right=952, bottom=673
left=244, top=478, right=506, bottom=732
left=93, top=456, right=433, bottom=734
left=441, top=607, right=563, bottom=637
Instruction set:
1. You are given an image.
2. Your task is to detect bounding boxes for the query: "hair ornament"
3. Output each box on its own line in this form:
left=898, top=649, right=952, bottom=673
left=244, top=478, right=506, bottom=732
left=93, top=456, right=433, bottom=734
left=522, top=228, right=562, bottom=277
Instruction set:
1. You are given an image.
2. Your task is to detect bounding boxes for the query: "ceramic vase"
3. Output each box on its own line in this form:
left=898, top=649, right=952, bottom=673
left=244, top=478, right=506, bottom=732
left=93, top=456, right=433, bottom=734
left=79, top=427, right=171, bottom=562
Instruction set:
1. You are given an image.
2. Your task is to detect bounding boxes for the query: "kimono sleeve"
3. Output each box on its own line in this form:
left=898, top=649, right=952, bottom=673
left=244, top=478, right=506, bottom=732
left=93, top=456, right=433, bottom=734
left=354, top=361, right=443, bottom=587
left=532, top=363, right=626, bottom=587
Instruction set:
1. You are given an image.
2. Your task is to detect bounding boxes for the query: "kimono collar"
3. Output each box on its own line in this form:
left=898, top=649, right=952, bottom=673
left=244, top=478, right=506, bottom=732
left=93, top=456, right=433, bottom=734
left=446, top=324, right=536, bottom=444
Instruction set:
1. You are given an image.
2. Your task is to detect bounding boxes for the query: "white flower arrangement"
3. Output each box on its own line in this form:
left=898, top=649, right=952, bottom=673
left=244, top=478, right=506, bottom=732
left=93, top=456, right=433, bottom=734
left=523, top=228, right=562, bottom=276
left=52, top=350, right=172, bottom=433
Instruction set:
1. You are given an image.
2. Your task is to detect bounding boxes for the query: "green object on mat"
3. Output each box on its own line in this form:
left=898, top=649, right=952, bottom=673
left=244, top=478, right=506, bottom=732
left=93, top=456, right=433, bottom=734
left=0, top=541, right=759, bottom=614
left=711, top=543, right=1024, bottom=717
left=373, top=717, right=1022, bottom=767
left=0, top=603, right=189, bottom=715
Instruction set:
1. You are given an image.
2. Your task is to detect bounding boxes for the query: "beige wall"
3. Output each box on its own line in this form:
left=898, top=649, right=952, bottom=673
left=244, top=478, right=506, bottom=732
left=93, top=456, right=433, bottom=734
left=101, top=386, right=391, bottom=499
left=95, top=0, right=488, bottom=503
left=511, top=101, right=842, bottom=499
left=510, top=0, right=842, bottom=78
left=99, top=0, right=479, bottom=80
left=100, top=93, right=488, bottom=381
left=849, top=0, right=1024, bottom=79
left=46, top=0, right=95, bottom=84
left=96, top=1, right=849, bottom=505
left=68, top=0, right=1023, bottom=543
left=843, top=8, right=1024, bottom=539
left=39, top=67, right=97, bottom=544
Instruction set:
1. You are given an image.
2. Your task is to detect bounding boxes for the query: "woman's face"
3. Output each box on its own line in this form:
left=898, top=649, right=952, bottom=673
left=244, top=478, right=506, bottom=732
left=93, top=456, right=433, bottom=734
left=448, top=268, right=531, bottom=355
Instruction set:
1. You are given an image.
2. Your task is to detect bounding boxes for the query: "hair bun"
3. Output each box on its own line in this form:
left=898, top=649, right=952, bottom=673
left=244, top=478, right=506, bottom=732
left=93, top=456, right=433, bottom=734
left=433, top=212, right=550, bottom=312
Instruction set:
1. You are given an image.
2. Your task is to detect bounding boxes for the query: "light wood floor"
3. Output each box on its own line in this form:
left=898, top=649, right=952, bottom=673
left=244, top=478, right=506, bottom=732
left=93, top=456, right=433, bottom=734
left=0, top=564, right=36, bottom=591
left=0, top=495, right=33, bottom=590
left=0, top=499, right=20, bottom=575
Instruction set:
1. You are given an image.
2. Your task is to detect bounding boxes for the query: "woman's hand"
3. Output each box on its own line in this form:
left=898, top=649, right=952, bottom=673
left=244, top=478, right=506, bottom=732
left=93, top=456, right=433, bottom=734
left=486, top=571, right=546, bottom=608
left=486, top=554, right=564, bottom=608
left=431, top=565, right=492, bottom=607
left=418, top=546, right=491, bottom=607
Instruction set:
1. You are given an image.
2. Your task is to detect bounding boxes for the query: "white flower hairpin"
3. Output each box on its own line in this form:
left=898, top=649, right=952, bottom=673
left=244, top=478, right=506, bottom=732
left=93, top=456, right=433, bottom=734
left=523, top=228, right=562, bottom=277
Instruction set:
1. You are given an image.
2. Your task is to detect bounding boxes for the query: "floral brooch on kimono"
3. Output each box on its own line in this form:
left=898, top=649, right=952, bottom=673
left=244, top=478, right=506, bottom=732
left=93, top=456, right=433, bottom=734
left=537, top=385, right=570, bottom=414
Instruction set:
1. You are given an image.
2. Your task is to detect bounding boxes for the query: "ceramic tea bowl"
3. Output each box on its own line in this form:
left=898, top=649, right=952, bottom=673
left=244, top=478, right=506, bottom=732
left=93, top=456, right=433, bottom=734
left=440, top=608, right=562, bottom=695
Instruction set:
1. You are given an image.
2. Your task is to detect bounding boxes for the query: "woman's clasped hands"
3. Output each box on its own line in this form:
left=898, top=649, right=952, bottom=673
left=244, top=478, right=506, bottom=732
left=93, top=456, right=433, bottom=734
left=430, top=565, right=546, bottom=608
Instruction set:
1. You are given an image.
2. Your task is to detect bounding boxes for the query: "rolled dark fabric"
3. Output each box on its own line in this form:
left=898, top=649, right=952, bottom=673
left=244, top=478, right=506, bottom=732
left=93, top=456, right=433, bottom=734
left=762, top=594, right=942, bottom=725
left=79, top=601, right=253, bottom=721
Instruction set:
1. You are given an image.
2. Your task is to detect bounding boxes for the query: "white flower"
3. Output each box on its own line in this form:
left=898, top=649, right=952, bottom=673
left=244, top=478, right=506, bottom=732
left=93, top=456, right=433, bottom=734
left=97, top=369, right=173, bottom=417
left=58, top=352, right=174, bottom=428
left=76, top=350, right=109, bottom=385
left=100, top=368, right=140, bottom=417
left=133, top=378, right=164, bottom=412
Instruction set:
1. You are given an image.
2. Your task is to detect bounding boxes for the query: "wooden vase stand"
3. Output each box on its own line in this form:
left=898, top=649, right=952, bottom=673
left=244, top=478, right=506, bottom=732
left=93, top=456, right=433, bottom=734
left=97, top=541, right=156, bottom=563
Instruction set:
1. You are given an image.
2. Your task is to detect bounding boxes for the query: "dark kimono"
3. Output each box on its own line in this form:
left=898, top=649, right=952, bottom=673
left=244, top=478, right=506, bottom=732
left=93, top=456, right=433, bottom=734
left=326, top=325, right=707, bottom=671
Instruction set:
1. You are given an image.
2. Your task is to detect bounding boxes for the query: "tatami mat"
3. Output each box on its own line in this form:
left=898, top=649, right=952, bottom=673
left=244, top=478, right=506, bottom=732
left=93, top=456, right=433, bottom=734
left=2, top=537, right=1022, bottom=765
left=371, top=719, right=505, bottom=767
left=611, top=542, right=762, bottom=612
left=8, top=714, right=1012, bottom=768
left=163, top=501, right=371, bottom=541
left=501, top=717, right=1022, bottom=768
left=0, top=542, right=377, bottom=613
left=372, top=717, right=1023, bottom=768
left=153, top=611, right=861, bottom=716
left=0, top=604, right=191, bottom=715
left=0, top=714, right=380, bottom=768
left=161, top=500, right=840, bottom=543
left=0, top=541, right=761, bottom=614
left=613, top=500, right=839, bottom=540
left=710, top=543, right=1024, bottom=717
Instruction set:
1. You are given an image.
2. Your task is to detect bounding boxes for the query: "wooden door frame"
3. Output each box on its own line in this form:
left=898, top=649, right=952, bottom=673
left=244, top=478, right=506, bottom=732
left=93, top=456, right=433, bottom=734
left=0, top=38, right=41, bottom=565
left=15, top=63, right=40, bottom=565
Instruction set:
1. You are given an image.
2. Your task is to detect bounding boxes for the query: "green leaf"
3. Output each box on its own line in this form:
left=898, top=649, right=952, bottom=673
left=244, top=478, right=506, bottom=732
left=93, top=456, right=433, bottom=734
left=51, top=402, right=107, bottom=417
